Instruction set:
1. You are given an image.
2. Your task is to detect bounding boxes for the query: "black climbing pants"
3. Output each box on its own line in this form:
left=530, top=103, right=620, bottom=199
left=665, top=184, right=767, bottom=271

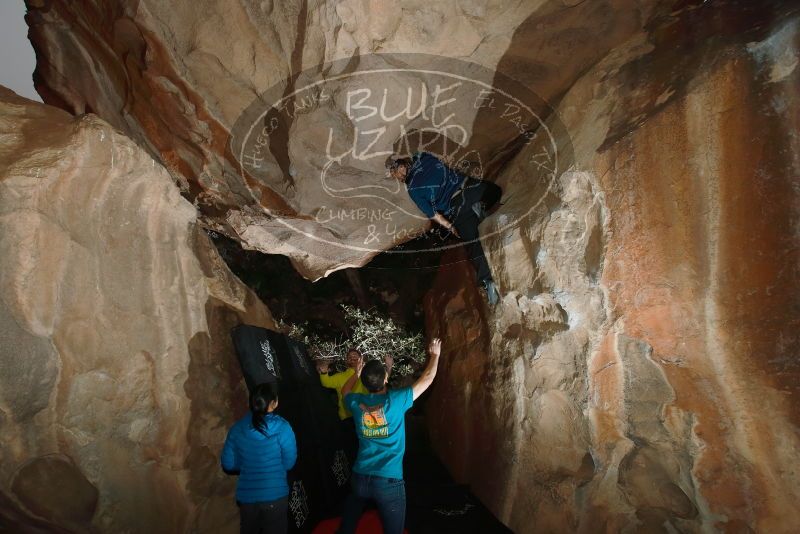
left=238, top=496, right=289, bottom=534
left=448, top=178, right=502, bottom=284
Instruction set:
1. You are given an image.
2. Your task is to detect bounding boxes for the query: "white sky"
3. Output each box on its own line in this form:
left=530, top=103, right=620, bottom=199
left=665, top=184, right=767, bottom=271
left=0, top=1, right=41, bottom=101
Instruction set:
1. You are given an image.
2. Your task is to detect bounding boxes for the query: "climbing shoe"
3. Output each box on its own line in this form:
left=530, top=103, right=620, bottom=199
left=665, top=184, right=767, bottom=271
left=482, top=279, right=500, bottom=306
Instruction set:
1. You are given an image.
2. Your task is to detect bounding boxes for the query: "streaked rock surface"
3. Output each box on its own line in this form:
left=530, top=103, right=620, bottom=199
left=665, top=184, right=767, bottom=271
left=426, top=6, right=800, bottom=533
left=0, top=87, right=273, bottom=532
left=26, top=0, right=673, bottom=279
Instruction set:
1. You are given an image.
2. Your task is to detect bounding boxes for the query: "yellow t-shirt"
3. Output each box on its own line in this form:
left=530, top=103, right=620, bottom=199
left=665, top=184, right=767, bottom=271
left=319, top=368, right=368, bottom=420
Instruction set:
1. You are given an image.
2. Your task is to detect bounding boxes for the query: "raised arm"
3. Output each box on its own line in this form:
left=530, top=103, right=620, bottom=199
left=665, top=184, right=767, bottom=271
left=383, top=354, right=394, bottom=378
left=341, top=355, right=364, bottom=397
left=317, top=360, right=341, bottom=390
left=412, top=338, right=442, bottom=400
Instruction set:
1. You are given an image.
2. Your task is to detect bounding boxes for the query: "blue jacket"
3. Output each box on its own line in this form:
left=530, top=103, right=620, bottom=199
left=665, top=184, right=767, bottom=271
left=221, top=412, right=297, bottom=503
left=406, top=152, right=467, bottom=218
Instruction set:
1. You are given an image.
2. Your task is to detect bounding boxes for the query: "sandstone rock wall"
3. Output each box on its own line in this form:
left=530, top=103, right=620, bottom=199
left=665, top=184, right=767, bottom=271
left=425, top=5, right=800, bottom=533
left=25, top=0, right=674, bottom=279
left=17, top=0, right=800, bottom=532
left=425, top=168, right=605, bottom=532
left=0, top=87, right=273, bottom=533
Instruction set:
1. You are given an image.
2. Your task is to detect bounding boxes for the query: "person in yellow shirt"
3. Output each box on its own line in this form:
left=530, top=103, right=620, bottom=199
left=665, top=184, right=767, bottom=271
left=317, top=349, right=369, bottom=420
left=316, top=349, right=394, bottom=464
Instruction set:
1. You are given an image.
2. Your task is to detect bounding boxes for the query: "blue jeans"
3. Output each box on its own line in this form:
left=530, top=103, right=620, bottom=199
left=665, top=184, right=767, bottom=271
left=337, top=473, right=406, bottom=534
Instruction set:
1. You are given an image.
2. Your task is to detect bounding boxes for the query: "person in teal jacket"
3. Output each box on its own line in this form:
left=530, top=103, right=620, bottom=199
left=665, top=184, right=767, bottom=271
left=222, top=382, right=297, bottom=534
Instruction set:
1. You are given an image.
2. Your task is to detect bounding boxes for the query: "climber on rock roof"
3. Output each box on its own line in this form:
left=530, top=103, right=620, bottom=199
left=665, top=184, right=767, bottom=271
left=386, top=151, right=502, bottom=305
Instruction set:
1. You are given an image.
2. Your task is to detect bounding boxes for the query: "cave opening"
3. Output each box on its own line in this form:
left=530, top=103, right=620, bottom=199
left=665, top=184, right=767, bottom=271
left=208, top=229, right=439, bottom=341
left=209, top=229, right=513, bottom=532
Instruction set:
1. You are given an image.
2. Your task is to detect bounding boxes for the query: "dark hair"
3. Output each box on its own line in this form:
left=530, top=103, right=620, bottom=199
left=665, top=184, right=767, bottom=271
left=385, top=156, right=412, bottom=171
left=361, top=360, right=387, bottom=393
left=250, top=382, right=279, bottom=435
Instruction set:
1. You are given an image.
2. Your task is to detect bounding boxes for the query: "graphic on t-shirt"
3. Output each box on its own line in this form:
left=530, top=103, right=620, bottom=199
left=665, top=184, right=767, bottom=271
left=360, top=403, right=389, bottom=438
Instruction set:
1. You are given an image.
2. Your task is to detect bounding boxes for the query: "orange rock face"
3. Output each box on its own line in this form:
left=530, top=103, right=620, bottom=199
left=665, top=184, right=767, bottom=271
left=425, top=5, right=800, bottom=533
left=0, top=88, right=273, bottom=532
left=591, top=54, right=800, bottom=532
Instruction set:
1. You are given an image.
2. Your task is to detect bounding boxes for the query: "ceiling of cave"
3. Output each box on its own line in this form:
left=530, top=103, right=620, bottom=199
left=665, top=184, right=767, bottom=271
left=23, top=0, right=772, bottom=279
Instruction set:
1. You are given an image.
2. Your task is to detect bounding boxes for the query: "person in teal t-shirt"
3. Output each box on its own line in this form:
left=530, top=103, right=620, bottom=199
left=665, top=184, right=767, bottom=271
left=336, top=338, right=442, bottom=534
left=316, top=349, right=394, bottom=465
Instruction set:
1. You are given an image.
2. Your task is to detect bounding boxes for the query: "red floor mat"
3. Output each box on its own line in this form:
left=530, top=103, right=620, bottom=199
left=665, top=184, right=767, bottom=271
left=312, top=509, right=409, bottom=534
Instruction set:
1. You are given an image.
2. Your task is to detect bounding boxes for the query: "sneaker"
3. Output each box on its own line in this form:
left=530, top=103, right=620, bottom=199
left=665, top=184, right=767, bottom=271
left=472, top=201, right=487, bottom=222
left=482, top=279, right=500, bottom=306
